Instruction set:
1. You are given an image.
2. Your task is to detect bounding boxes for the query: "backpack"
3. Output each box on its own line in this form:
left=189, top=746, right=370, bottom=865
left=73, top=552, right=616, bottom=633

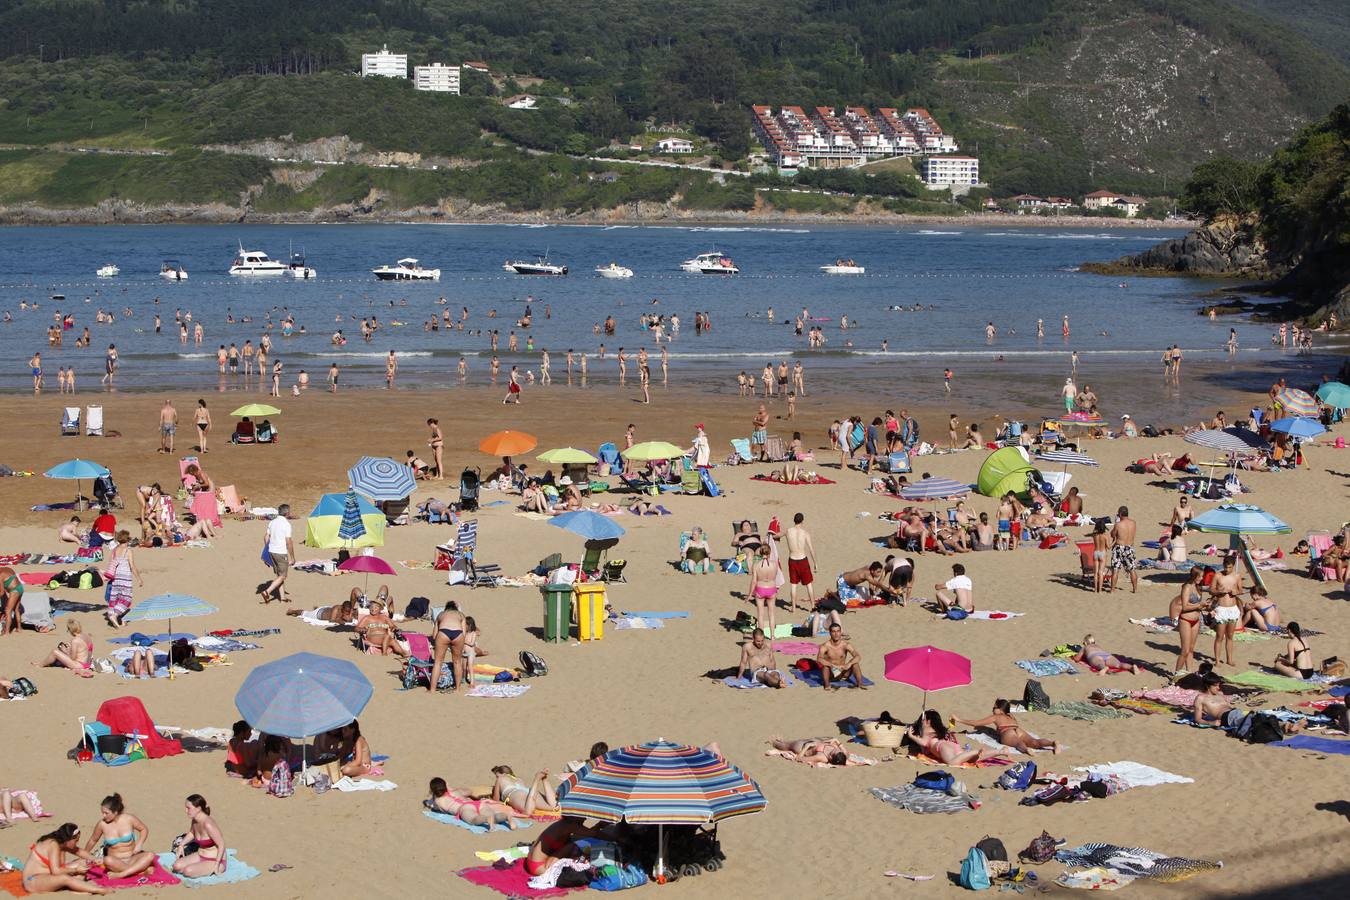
left=7, top=677, right=37, bottom=697
left=1019, top=782, right=1071, bottom=806
left=913, top=771, right=955, bottom=793
left=1242, top=712, right=1286, bottom=744
left=1019, top=830, right=1060, bottom=864
left=995, top=761, right=1036, bottom=792
left=959, top=847, right=991, bottom=890
left=1023, top=679, right=1051, bottom=711
left=974, top=837, right=1007, bottom=863
left=945, top=608, right=969, bottom=620
left=519, top=650, right=548, bottom=677
left=267, top=760, right=294, bottom=798
left=404, top=596, right=430, bottom=620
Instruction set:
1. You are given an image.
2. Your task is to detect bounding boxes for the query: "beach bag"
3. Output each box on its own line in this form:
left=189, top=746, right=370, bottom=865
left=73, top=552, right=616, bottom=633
left=1021, top=782, right=1071, bottom=806
left=959, top=847, right=991, bottom=890
left=519, top=650, right=548, bottom=677
left=945, top=608, right=969, bottom=620
left=404, top=596, right=430, bottom=620
left=590, top=863, right=646, bottom=891
left=995, top=761, right=1036, bottom=792
left=1242, top=713, right=1286, bottom=744
left=170, top=639, right=193, bottom=665
left=975, top=837, right=1007, bottom=863
left=267, top=760, right=294, bottom=798
left=913, top=771, right=955, bottom=793
left=1321, top=658, right=1345, bottom=678
left=1023, top=679, right=1051, bottom=711
left=7, top=677, right=37, bottom=697
left=261, top=541, right=273, bottom=569
left=1019, top=831, right=1060, bottom=864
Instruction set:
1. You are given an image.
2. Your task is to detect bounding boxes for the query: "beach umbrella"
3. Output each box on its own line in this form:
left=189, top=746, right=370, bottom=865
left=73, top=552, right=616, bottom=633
left=537, top=447, right=599, bottom=465
left=1184, top=428, right=1268, bottom=454
left=623, top=441, right=686, bottom=462
left=305, top=492, right=385, bottom=549
left=479, top=430, right=536, bottom=457
left=347, top=455, right=416, bottom=501
left=337, top=488, right=367, bottom=544
left=230, top=403, right=281, bottom=417
left=234, top=652, right=372, bottom=774
left=1268, top=417, right=1326, bottom=440
left=883, top=645, right=972, bottom=709
left=1187, top=503, right=1291, bottom=592
left=1273, top=387, right=1317, bottom=418
left=899, top=476, right=970, bottom=501
left=1035, top=449, right=1098, bottom=468
left=337, top=554, right=396, bottom=593
left=1315, top=381, right=1350, bottom=410
left=44, top=458, right=110, bottom=510
left=556, top=739, right=766, bottom=878
left=549, top=509, right=626, bottom=542
left=123, top=593, right=218, bottom=680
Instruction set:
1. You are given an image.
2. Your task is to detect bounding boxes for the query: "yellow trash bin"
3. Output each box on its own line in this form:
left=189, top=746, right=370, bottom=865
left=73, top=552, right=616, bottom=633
left=573, top=582, right=606, bottom=641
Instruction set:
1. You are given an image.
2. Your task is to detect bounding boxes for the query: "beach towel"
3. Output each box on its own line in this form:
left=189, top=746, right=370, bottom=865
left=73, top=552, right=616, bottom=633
left=721, top=672, right=796, bottom=689
left=793, top=668, right=875, bottom=689
left=0, top=868, right=27, bottom=898
left=108, top=632, right=197, bottom=645
left=1055, top=867, right=1136, bottom=891
left=152, top=852, right=259, bottom=887
left=1016, top=658, right=1079, bottom=677
left=1227, top=671, right=1324, bottom=692
left=966, top=730, right=1067, bottom=753
left=457, top=861, right=579, bottom=898
left=621, top=611, right=689, bottom=619
left=750, top=475, right=836, bottom=485
left=89, top=860, right=180, bottom=889
left=609, top=616, right=664, bottom=630
left=97, top=697, right=181, bottom=758
left=1044, top=700, right=1131, bottom=721
left=905, top=752, right=1013, bottom=769
left=465, top=684, right=530, bottom=699
left=1270, top=735, right=1350, bottom=754
left=965, top=610, right=1024, bottom=620
left=1054, top=844, right=1222, bottom=883
left=475, top=847, right=531, bottom=863
left=627, top=505, right=672, bottom=515
left=1103, top=696, right=1173, bottom=716
left=772, top=640, right=818, bottom=654
left=765, top=748, right=874, bottom=767
left=1073, top=762, right=1193, bottom=788
left=332, top=777, right=398, bottom=792
left=1129, top=616, right=1178, bottom=634
left=868, top=784, right=976, bottom=814
left=423, top=809, right=533, bottom=833
left=1132, top=685, right=1200, bottom=708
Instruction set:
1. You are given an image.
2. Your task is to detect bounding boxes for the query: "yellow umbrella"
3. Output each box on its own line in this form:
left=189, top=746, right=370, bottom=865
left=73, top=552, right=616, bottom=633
left=231, top=403, right=281, bottom=417
left=538, top=447, right=599, bottom=464
left=624, top=441, right=686, bottom=462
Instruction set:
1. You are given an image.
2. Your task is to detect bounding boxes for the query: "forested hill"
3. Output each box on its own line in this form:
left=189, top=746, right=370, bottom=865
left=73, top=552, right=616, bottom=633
left=0, top=0, right=1346, bottom=204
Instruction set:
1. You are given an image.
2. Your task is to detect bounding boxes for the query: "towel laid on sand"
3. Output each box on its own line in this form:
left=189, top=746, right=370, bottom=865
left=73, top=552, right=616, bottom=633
left=1055, top=867, right=1136, bottom=891
left=905, top=751, right=1013, bottom=769
left=721, top=672, right=796, bottom=689
left=1045, top=700, right=1131, bottom=721
left=1016, top=658, right=1079, bottom=677
left=423, top=809, right=533, bottom=833
left=1054, top=844, right=1222, bottom=883
left=457, top=861, right=579, bottom=898
left=1073, top=762, right=1193, bottom=788
left=89, top=860, right=180, bottom=889
left=772, top=640, right=818, bottom=654
left=750, top=475, right=836, bottom=485
left=965, top=730, right=1066, bottom=754
left=474, top=847, right=531, bottom=863
left=1227, top=671, right=1324, bottom=692
left=152, top=852, right=259, bottom=887
left=332, top=777, right=397, bottom=792
left=869, top=784, right=976, bottom=814
left=610, top=616, right=664, bottom=629
left=793, top=668, right=875, bottom=689
left=621, top=610, right=689, bottom=619
left=465, top=684, right=530, bottom=698
left=1270, top=735, right=1350, bottom=754
left=964, top=610, right=1024, bottom=620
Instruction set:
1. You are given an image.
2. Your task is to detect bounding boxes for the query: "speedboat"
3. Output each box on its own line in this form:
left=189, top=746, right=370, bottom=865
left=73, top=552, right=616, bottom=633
left=96, top=264, right=120, bottom=278
left=821, top=259, right=865, bottom=275
left=681, top=251, right=738, bottom=275
left=372, top=258, right=440, bottom=281
left=285, top=247, right=316, bottom=279
left=159, top=260, right=188, bottom=281
left=228, top=244, right=286, bottom=276
left=506, top=254, right=567, bottom=276
left=595, top=262, right=634, bottom=279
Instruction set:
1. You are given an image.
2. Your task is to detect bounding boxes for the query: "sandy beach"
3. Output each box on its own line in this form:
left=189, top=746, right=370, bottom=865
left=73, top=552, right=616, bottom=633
left=0, top=381, right=1347, bottom=898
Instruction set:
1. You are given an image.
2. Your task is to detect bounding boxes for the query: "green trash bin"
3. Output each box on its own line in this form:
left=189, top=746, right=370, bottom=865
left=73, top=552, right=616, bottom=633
left=542, top=585, right=572, bottom=643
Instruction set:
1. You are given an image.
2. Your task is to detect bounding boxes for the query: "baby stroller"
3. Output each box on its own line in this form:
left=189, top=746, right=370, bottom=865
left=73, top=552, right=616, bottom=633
left=459, top=466, right=481, bottom=512
left=93, top=473, right=123, bottom=509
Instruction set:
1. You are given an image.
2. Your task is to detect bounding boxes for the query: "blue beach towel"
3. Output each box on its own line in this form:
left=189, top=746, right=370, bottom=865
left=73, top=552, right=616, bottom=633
left=1271, top=735, right=1350, bottom=754
left=109, top=632, right=197, bottom=645
left=1016, top=658, right=1079, bottom=677
left=422, top=809, right=533, bottom=833
left=154, top=851, right=259, bottom=887
left=794, top=668, right=875, bottom=689
left=621, top=611, right=690, bottom=619
left=721, top=672, right=797, bottom=689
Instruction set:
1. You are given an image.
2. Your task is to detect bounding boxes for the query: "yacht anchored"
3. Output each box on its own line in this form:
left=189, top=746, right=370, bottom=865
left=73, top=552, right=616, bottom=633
left=159, top=260, right=188, bottom=281
left=505, top=254, right=568, bottom=276
left=285, top=247, right=317, bottom=279
left=594, top=262, right=634, bottom=279
left=372, top=258, right=440, bottom=281
left=681, top=251, right=738, bottom=275
left=228, top=244, right=287, bottom=276
left=820, top=258, right=865, bottom=275
left=95, top=264, right=120, bottom=278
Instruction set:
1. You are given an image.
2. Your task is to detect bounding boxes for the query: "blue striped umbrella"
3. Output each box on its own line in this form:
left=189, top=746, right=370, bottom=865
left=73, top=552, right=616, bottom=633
left=899, top=476, right=970, bottom=501
left=338, top=488, right=367, bottom=543
left=123, top=593, right=218, bottom=677
left=1269, top=417, right=1326, bottom=439
left=1315, top=381, right=1350, bottom=410
left=1187, top=504, right=1291, bottom=536
left=234, top=652, right=372, bottom=740
left=1184, top=428, right=1268, bottom=454
left=1273, top=387, right=1317, bottom=418
left=347, top=455, right=416, bottom=502
left=557, top=740, right=766, bottom=877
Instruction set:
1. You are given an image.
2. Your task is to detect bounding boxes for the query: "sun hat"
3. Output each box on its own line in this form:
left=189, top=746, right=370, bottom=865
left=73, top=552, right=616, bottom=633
left=559, top=475, right=573, bottom=486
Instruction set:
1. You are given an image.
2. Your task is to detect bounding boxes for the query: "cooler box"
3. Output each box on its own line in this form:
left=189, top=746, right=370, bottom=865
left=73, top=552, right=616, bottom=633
left=573, top=583, right=606, bottom=641
left=541, top=585, right=571, bottom=642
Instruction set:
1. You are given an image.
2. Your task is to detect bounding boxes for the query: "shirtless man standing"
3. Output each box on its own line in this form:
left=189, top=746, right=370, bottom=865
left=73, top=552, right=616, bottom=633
left=1109, top=506, right=1138, bottom=593
left=736, top=628, right=784, bottom=688
left=751, top=404, right=769, bottom=461
left=817, top=623, right=865, bottom=690
left=785, top=512, right=816, bottom=613
left=158, top=399, right=177, bottom=454
left=1208, top=556, right=1244, bottom=667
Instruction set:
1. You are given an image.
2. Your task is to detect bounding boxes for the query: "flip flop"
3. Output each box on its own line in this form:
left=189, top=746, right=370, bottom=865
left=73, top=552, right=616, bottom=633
left=268, top=864, right=293, bottom=873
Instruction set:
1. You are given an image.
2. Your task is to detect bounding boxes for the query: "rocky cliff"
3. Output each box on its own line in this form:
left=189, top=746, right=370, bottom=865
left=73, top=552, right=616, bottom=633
left=1086, top=214, right=1278, bottom=278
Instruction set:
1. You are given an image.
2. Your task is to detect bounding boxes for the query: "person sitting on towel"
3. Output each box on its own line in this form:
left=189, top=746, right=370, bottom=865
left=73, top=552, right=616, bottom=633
left=817, top=623, right=865, bottom=690
left=736, top=628, right=784, bottom=688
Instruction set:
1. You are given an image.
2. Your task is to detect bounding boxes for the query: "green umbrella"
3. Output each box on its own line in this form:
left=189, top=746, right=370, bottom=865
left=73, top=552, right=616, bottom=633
left=231, top=403, right=281, bottom=417
left=624, top=441, right=686, bottom=462
left=1316, top=381, right=1350, bottom=410
left=538, top=447, right=599, bottom=464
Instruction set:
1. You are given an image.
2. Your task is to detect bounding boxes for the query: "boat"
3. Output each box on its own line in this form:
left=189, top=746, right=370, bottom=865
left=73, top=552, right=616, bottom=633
left=505, top=254, right=568, bottom=276
left=820, top=258, right=865, bottom=275
left=680, top=251, right=738, bottom=275
left=95, top=264, right=120, bottom=278
left=285, top=246, right=317, bottom=279
left=372, top=258, right=440, bottom=281
left=159, top=260, right=188, bottom=281
left=228, top=244, right=287, bottom=276
left=594, top=262, right=634, bottom=279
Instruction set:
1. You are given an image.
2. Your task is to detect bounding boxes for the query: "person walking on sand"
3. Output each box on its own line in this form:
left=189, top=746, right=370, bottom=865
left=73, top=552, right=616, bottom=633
left=385, top=350, right=398, bottom=388
left=260, top=505, right=293, bottom=604
left=270, top=360, right=282, bottom=398
left=193, top=399, right=211, bottom=453
left=159, top=399, right=177, bottom=454
left=29, top=351, right=42, bottom=394
left=639, top=363, right=651, bottom=404
left=102, top=344, right=117, bottom=387
left=503, top=366, right=522, bottom=404
left=1208, top=555, right=1243, bottom=667
left=1109, top=506, right=1138, bottom=593
left=785, top=512, right=816, bottom=613
left=792, top=360, right=805, bottom=397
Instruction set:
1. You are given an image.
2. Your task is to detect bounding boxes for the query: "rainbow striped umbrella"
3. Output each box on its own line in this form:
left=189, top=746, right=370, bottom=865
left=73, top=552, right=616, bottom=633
left=1274, top=387, right=1317, bottom=418
left=557, top=739, right=766, bottom=877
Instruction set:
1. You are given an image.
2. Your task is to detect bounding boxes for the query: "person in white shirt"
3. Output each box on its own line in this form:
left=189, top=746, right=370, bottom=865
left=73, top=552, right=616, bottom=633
left=689, top=424, right=710, bottom=468
left=935, top=563, right=974, bottom=613
left=261, top=504, right=294, bottom=603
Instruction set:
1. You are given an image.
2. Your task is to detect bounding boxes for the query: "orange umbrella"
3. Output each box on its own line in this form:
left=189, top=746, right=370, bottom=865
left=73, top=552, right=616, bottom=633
left=479, top=430, right=537, bottom=456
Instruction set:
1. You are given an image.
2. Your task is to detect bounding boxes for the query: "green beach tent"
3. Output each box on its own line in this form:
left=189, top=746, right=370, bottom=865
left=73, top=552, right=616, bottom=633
left=976, top=446, right=1036, bottom=499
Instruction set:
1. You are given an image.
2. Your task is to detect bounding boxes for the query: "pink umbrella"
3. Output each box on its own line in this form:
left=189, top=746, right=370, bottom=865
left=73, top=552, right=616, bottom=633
left=337, top=554, right=396, bottom=593
left=883, top=645, right=972, bottom=709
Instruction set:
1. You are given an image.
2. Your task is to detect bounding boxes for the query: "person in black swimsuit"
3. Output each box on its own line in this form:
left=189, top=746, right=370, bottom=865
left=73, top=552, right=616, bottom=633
left=1272, top=621, right=1315, bottom=679
left=428, top=603, right=466, bottom=693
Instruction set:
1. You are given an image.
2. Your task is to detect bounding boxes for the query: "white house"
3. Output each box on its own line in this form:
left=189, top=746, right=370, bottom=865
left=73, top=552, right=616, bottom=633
left=462, top=61, right=490, bottom=75
left=1010, top=194, right=1045, bottom=209
left=413, top=63, right=461, bottom=94
left=361, top=44, right=407, bottom=79
left=920, top=155, right=980, bottom=186
left=504, top=94, right=538, bottom=110
left=656, top=137, right=694, bottom=154
left=1083, top=190, right=1141, bottom=217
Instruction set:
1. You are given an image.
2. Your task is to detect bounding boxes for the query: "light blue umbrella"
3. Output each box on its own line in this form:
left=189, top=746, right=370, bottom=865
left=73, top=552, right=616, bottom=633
left=348, top=455, right=416, bottom=502
left=235, top=651, right=372, bottom=739
left=338, top=488, right=367, bottom=543
left=550, top=509, right=626, bottom=541
left=123, top=594, right=219, bottom=678
left=1269, top=417, right=1326, bottom=439
left=1315, top=381, right=1350, bottom=410
left=44, top=458, right=111, bottom=509
left=1187, top=503, right=1291, bottom=536
left=899, top=476, right=970, bottom=501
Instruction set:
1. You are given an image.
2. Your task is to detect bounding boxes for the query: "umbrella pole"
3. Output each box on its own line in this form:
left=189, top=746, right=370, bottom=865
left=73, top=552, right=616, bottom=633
left=1232, top=534, right=1266, bottom=592
left=168, top=616, right=175, bottom=682
left=657, top=823, right=666, bottom=880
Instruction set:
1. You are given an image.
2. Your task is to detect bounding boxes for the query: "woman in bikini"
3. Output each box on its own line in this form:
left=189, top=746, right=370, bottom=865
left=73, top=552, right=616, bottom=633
left=491, top=766, right=559, bottom=817
left=901, top=712, right=998, bottom=765
left=21, top=822, right=104, bottom=894
left=1072, top=634, right=1140, bottom=675
left=171, top=795, right=225, bottom=878
left=525, top=818, right=593, bottom=876
left=1, top=565, right=23, bottom=636
left=1241, top=586, right=1280, bottom=632
left=193, top=400, right=211, bottom=453
left=338, top=721, right=373, bottom=778
left=1170, top=568, right=1208, bottom=673
left=356, top=600, right=405, bottom=657
left=747, top=544, right=779, bottom=641
left=428, top=602, right=466, bottom=693
left=1272, top=621, right=1315, bottom=679
left=956, top=699, right=1060, bottom=754
left=425, top=779, right=521, bottom=830
left=1091, top=519, right=1112, bottom=593
left=427, top=418, right=444, bottom=479
left=83, top=794, right=155, bottom=880
left=33, top=619, right=94, bottom=677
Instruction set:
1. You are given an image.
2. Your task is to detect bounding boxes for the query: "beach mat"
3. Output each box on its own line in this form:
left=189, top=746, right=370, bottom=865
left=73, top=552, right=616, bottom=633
left=153, top=851, right=258, bottom=887
left=1227, top=671, right=1324, bottom=692
left=793, top=668, right=874, bottom=689
left=457, top=861, right=580, bottom=898
left=750, top=475, right=836, bottom=485
left=423, top=809, right=533, bottom=833
left=1271, top=735, right=1350, bottom=754
left=869, top=784, right=975, bottom=814
left=89, top=860, right=180, bottom=889
left=721, top=672, right=796, bottom=689
left=1016, top=658, right=1079, bottom=677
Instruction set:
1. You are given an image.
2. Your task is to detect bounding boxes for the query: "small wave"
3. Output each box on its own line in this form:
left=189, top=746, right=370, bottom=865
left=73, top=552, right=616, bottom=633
left=914, top=230, right=963, bottom=236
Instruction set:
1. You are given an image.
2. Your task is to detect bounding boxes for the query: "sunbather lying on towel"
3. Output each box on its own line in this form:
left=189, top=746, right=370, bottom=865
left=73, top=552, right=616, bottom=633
left=490, top=766, right=559, bottom=816
left=767, top=737, right=855, bottom=767
left=1072, top=634, right=1140, bottom=674
left=287, top=599, right=358, bottom=624
left=955, top=699, right=1060, bottom=754
left=902, top=710, right=1002, bottom=765
left=425, top=778, right=522, bottom=830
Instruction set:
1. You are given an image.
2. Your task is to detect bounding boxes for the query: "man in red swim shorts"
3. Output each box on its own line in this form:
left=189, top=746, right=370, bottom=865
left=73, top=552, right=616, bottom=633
left=785, top=512, right=816, bottom=613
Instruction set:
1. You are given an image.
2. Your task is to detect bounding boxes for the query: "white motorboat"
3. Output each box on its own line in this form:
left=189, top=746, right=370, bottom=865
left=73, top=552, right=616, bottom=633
left=95, top=264, right=120, bottom=278
left=820, top=259, right=865, bottom=275
left=681, top=251, right=738, bottom=275
left=228, top=244, right=287, bottom=276
left=372, top=258, right=440, bottom=281
left=159, top=260, right=188, bottom=281
left=506, top=254, right=568, bottom=276
left=285, top=247, right=317, bottom=279
left=595, top=262, right=634, bottom=279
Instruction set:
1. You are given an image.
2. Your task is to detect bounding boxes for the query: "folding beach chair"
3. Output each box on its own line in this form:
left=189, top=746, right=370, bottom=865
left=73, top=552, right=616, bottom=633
left=85, top=405, right=103, bottom=436
left=1307, top=531, right=1338, bottom=581
left=218, top=485, right=245, bottom=514
left=231, top=420, right=255, bottom=444
left=601, top=559, right=628, bottom=583
left=444, top=519, right=500, bottom=588
left=763, top=435, right=787, bottom=462
left=381, top=497, right=410, bottom=526
left=729, top=439, right=752, bottom=464
left=61, top=407, right=80, bottom=435
left=883, top=451, right=911, bottom=474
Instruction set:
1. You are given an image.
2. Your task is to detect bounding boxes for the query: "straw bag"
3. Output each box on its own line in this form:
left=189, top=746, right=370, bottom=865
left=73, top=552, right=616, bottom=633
left=862, top=721, right=902, bottom=749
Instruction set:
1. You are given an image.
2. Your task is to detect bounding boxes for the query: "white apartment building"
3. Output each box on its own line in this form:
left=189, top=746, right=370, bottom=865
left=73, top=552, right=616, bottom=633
left=920, top=155, right=980, bottom=186
left=414, top=63, right=461, bottom=94
left=362, top=44, right=407, bottom=79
